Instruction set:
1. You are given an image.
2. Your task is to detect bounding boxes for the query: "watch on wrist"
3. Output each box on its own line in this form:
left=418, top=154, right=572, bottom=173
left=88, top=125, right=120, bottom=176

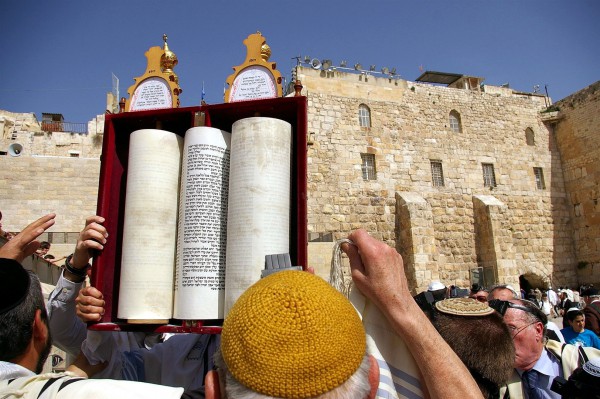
left=64, top=254, right=91, bottom=279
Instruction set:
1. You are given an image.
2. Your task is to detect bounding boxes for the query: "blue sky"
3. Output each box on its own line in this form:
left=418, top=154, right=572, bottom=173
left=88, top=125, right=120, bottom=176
left=1, top=0, right=598, bottom=122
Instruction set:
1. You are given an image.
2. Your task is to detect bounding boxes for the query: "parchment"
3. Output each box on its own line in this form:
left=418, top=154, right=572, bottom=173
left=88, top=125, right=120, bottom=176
left=129, top=77, right=173, bottom=111
left=174, top=127, right=231, bottom=320
left=224, top=117, right=292, bottom=315
left=117, top=129, right=183, bottom=322
left=228, top=65, right=277, bottom=102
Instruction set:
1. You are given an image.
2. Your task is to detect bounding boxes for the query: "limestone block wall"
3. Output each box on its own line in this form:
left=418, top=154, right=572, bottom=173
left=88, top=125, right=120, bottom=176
left=554, top=81, right=600, bottom=284
left=300, top=66, right=577, bottom=290
left=0, top=153, right=100, bottom=256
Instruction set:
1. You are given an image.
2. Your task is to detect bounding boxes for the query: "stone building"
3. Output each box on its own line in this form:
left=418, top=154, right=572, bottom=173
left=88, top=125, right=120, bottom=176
left=1, top=71, right=598, bottom=294
left=0, top=110, right=103, bottom=259
left=298, top=65, right=597, bottom=293
left=553, top=81, right=600, bottom=286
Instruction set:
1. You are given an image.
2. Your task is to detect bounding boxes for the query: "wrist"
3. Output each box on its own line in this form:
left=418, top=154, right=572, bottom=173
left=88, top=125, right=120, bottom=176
left=64, top=254, right=91, bottom=282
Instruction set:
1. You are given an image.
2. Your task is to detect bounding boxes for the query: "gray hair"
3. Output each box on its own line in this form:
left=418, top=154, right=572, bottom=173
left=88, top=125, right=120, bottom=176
left=213, top=349, right=372, bottom=399
left=488, top=284, right=519, bottom=300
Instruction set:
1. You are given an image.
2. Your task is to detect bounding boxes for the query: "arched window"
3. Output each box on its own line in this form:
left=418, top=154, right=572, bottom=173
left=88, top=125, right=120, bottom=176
left=359, top=104, right=371, bottom=128
left=525, top=128, right=535, bottom=146
left=449, top=110, right=462, bottom=133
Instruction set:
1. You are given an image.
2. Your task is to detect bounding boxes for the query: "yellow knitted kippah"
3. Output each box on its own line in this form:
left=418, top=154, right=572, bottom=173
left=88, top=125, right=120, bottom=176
left=221, top=270, right=366, bottom=399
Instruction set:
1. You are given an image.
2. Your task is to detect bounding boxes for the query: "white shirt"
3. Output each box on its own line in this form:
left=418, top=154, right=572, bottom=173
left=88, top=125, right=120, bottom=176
left=517, top=349, right=562, bottom=399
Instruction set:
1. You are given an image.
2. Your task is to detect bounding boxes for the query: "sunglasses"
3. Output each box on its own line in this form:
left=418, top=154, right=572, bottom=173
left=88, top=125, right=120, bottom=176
left=488, top=299, right=535, bottom=316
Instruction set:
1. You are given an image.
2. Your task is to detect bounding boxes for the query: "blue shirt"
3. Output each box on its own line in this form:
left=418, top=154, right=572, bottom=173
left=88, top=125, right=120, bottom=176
left=560, top=327, right=600, bottom=349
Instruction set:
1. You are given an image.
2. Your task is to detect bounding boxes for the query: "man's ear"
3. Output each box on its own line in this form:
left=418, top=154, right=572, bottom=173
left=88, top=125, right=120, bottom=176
left=33, top=309, right=48, bottom=342
left=367, top=355, right=380, bottom=399
left=205, top=370, right=221, bottom=399
left=535, top=321, right=545, bottom=342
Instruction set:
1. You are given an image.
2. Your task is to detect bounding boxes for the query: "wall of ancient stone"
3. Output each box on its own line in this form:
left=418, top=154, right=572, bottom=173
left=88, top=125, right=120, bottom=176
left=2, top=75, right=597, bottom=291
left=0, top=112, right=102, bottom=259
left=299, top=66, right=578, bottom=291
left=554, top=81, right=600, bottom=285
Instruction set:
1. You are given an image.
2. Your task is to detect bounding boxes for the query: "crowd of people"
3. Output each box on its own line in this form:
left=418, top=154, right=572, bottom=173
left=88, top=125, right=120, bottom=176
left=1, top=212, right=599, bottom=398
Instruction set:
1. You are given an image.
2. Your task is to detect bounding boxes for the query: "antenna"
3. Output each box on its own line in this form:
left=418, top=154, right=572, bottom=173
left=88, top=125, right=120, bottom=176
left=322, top=59, right=332, bottom=70
left=340, top=60, right=347, bottom=67
left=304, top=55, right=311, bottom=63
left=369, top=65, right=376, bottom=71
left=311, top=58, right=322, bottom=69
left=354, top=63, right=362, bottom=71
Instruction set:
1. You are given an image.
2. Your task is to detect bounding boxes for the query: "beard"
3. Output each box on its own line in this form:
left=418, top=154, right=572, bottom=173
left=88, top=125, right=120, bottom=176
left=35, top=328, right=53, bottom=374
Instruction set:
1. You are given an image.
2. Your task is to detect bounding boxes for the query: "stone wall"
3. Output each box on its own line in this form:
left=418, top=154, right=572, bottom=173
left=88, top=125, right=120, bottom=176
left=2, top=75, right=597, bottom=291
left=0, top=112, right=102, bottom=259
left=300, top=66, right=578, bottom=291
left=554, top=81, right=600, bottom=284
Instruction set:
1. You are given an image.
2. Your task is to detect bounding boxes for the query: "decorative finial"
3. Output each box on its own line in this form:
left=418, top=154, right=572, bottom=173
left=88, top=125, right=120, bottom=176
left=161, top=33, right=178, bottom=81
left=260, top=43, right=271, bottom=62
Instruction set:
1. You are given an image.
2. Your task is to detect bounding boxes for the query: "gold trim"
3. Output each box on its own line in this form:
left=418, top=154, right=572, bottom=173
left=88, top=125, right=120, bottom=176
left=125, top=34, right=182, bottom=111
left=224, top=32, right=283, bottom=103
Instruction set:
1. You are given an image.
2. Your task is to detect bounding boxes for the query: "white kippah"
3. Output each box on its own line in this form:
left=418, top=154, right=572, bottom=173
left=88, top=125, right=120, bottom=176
left=428, top=281, right=445, bottom=291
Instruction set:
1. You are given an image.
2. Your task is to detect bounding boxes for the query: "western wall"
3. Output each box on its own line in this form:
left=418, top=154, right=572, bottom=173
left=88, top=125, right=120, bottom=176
left=1, top=71, right=598, bottom=293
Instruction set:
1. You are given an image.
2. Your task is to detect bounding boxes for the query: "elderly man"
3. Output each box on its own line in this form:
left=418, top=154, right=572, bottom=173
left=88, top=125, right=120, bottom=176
left=488, top=284, right=519, bottom=301
left=582, top=287, right=600, bottom=336
left=204, top=229, right=484, bottom=399
left=490, top=299, right=600, bottom=399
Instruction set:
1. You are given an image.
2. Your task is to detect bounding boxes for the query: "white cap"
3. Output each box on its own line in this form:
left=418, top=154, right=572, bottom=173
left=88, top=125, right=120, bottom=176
left=428, top=281, right=445, bottom=291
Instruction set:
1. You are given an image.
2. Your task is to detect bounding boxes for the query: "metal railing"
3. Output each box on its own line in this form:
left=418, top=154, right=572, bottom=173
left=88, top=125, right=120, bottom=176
left=41, top=121, right=88, bottom=134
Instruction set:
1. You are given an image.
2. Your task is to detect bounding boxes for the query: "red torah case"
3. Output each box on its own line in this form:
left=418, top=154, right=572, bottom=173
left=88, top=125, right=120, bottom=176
left=90, top=96, right=307, bottom=333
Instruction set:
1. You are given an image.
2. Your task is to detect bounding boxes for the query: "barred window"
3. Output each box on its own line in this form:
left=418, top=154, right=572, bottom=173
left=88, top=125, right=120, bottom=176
left=430, top=160, right=444, bottom=187
left=359, top=104, right=371, bottom=128
left=449, top=110, right=462, bottom=133
left=534, top=167, right=545, bottom=190
left=525, top=128, right=535, bottom=146
left=361, top=153, right=376, bottom=180
left=482, top=163, right=496, bottom=188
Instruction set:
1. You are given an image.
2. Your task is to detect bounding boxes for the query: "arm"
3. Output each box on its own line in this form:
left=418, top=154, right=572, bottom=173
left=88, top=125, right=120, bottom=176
left=47, top=216, right=108, bottom=355
left=342, top=229, right=483, bottom=399
left=0, top=213, right=55, bottom=261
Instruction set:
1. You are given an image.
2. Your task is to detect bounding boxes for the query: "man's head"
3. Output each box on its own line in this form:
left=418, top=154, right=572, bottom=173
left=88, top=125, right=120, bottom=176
left=0, top=258, right=52, bottom=373
left=489, top=299, right=547, bottom=371
left=469, top=284, right=489, bottom=303
left=488, top=284, right=519, bottom=301
left=566, top=310, right=585, bottom=333
left=37, top=241, right=50, bottom=256
left=582, top=287, right=600, bottom=305
left=207, top=271, right=377, bottom=399
left=427, top=280, right=447, bottom=301
left=432, top=298, right=514, bottom=399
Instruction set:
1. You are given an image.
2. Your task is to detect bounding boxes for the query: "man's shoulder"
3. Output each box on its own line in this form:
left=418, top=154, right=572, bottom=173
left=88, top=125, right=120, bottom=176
left=546, top=339, right=600, bottom=360
left=584, top=302, right=600, bottom=315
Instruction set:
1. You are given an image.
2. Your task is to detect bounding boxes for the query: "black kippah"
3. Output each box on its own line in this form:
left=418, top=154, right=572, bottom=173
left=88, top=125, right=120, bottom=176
left=0, top=258, right=30, bottom=314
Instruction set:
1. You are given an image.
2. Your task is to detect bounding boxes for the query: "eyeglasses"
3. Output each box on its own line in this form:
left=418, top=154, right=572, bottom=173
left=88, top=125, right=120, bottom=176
left=507, top=321, right=537, bottom=338
left=488, top=299, right=535, bottom=316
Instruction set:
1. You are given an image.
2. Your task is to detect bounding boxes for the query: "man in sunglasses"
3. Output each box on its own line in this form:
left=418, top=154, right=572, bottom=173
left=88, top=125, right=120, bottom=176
left=490, top=299, right=600, bottom=399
